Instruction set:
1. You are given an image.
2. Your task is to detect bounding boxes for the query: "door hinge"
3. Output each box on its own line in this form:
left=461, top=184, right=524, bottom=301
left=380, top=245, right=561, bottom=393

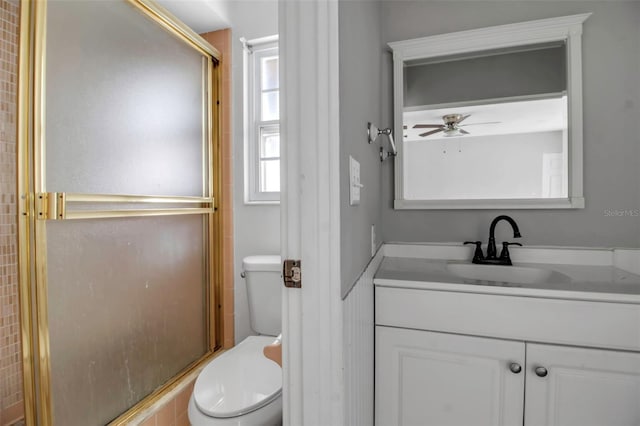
left=283, top=259, right=302, bottom=288
left=35, top=192, right=65, bottom=220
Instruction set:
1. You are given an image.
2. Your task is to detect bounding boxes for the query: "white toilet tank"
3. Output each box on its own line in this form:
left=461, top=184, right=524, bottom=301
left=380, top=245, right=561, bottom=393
left=243, top=255, right=282, bottom=336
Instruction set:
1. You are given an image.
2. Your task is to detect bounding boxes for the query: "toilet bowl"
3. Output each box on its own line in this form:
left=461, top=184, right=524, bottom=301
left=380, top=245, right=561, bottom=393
left=188, top=336, right=282, bottom=426
left=189, top=255, right=282, bottom=425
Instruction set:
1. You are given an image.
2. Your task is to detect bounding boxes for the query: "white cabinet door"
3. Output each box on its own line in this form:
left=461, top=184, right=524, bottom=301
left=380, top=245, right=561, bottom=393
left=525, top=343, right=640, bottom=426
left=376, top=326, right=525, bottom=426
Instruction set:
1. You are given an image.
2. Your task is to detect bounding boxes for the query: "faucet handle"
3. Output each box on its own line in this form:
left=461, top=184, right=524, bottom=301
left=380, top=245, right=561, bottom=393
left=464, top=241, right=484, bottom=263
left=499, top=242, right=522, bottom=265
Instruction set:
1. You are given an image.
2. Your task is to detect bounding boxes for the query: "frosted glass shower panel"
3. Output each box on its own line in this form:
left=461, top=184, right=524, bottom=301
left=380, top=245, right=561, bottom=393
left=46, top=215, right=208, bottom=426
left=45, top=0, right=208, bottom=197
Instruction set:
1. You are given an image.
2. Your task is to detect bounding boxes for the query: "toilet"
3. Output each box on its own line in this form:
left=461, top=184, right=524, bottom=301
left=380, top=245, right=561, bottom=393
left=188, top=255, right=283, bottom=426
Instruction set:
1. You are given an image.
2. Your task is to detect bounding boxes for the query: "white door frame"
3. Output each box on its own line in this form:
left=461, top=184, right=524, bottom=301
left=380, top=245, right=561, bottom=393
left=279, top=0, right=343, bottom=425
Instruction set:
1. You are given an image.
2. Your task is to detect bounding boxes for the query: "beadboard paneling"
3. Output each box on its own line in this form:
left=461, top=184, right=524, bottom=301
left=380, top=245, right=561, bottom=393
left=343, top=249, right=383, bottom=426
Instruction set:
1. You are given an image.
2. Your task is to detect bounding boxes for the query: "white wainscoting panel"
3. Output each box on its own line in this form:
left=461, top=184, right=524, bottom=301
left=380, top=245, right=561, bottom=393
left=343, top=248, right=383, bottom=426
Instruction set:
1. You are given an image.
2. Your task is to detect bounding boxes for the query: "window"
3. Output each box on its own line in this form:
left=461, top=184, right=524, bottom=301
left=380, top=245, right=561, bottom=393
left=244, top=37, right=280, bottom=203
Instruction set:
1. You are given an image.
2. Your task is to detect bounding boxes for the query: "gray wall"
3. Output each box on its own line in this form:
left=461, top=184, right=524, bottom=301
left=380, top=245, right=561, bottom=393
left=226, top=0, right=280, bottom=343
left=380, top=1, right=640, bottom=248
left=339, top=0, right=385, bottom=296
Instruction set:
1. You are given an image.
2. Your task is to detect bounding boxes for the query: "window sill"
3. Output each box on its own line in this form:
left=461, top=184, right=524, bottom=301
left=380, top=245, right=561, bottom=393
left=244, top=200, right=280, bottom=206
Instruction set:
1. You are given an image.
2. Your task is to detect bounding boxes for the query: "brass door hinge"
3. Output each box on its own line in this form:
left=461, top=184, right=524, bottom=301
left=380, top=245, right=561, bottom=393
left=35, top=192, right=65, bottom=220
left=283, top=259, right=301, bottom=288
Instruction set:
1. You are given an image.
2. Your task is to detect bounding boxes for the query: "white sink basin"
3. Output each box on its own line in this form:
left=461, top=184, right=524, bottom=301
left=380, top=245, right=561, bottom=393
left=446, top=263, right=553, bottom=284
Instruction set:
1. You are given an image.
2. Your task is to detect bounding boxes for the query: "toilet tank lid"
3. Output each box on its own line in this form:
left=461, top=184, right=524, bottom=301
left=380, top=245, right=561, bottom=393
left=243, top=255, right=281, bottom=272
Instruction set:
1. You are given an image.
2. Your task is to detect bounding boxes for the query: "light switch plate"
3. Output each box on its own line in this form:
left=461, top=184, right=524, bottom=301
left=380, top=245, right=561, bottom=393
left=349, top=156, right=361, bottom=205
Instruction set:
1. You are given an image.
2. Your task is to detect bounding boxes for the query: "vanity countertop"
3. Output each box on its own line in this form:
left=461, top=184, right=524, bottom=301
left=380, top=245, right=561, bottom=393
left=375, top=256, right=640, bottom=303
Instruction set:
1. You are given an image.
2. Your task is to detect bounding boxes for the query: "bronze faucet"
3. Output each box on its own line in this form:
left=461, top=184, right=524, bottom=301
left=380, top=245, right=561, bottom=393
left=465, top=215, right=522, bottom=266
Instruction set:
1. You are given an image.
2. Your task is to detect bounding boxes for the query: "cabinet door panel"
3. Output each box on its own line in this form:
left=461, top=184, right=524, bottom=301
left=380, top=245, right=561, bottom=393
left=525, top=343, right=640, bottom=426
left=376, top=326, right=525, bottom=426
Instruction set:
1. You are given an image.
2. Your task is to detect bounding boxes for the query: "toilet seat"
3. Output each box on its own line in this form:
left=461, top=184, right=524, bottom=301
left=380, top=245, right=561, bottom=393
left=194, top=336, right=282, bottom=419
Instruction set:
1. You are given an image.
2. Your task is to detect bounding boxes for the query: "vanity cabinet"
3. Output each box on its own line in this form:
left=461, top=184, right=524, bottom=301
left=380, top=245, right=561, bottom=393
left=524, top=343, right=640, bottom=426
left=376, top=326, right=525, bottom=426
left=376, top=326, right=640, bottom=426
left=375, top=284, right=640, bottom=426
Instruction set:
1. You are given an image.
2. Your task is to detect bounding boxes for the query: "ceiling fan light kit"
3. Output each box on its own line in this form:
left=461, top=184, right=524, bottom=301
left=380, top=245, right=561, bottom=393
left=412, top=112, right=497, bottom=138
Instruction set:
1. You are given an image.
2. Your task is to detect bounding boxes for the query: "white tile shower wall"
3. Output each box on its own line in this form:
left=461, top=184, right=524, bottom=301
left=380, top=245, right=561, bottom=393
left=343, top=248, right=383, bottom=426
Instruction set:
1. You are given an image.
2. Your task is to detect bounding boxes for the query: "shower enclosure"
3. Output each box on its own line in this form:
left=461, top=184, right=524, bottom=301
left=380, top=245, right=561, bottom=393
left=0, top=1, right=22, bottom=425
left=18, top=1, right=221, bottom=424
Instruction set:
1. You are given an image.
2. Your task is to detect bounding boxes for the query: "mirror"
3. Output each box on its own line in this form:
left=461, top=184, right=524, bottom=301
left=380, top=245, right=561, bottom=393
left=389, top=14, right=590, bottom=209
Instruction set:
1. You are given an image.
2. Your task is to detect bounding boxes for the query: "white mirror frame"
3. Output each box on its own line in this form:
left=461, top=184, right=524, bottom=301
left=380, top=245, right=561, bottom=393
left=389, top=13, right=591, bottom=210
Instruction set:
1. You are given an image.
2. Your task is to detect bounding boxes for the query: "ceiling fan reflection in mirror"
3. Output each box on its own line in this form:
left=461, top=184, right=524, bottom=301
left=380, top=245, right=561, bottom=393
left=413, top=113, right=500, bottom=137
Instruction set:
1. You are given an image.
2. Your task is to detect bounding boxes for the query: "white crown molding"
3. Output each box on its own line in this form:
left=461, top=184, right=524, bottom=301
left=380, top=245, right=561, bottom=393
left=388, top=13, right=592, bottom=59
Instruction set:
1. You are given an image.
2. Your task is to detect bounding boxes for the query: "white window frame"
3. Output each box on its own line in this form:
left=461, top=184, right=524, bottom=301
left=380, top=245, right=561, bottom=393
left=243, top=35, right=280, bottom=204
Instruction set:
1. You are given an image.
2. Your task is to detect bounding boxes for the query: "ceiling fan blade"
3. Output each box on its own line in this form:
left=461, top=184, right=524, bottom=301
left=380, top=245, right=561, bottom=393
left=459, top=129, right=470, bottom=135
left=413, top=124, right=443, bottom=128
left=420, top=128, right=444, bottom=137
left=457, top=114, right=471, bottom=124
left=461, top=121, right=501, bottom=127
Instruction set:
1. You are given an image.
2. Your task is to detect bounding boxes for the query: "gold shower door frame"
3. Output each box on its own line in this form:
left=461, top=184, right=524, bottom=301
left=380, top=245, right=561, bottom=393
left=17, top=1, right=223, bottom=424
